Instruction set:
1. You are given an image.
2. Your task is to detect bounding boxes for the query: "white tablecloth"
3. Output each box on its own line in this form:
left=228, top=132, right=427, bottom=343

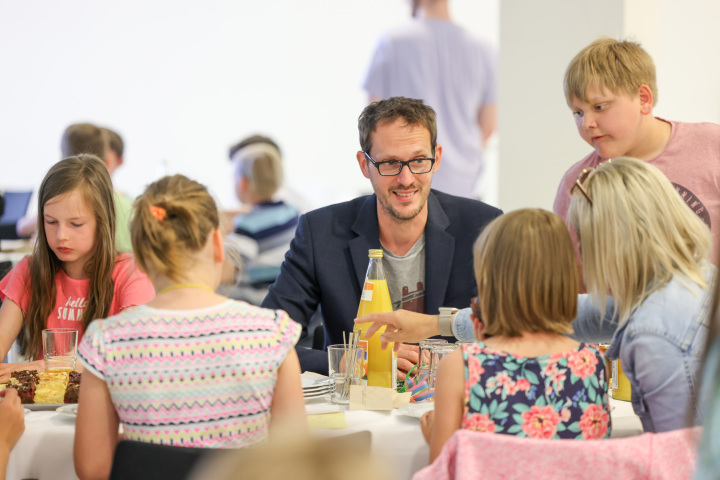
left=8, top=397, right=643, bottom=480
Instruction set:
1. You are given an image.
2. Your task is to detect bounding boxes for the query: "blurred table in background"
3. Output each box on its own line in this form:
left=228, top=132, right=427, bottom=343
left=0, top=239, right=31, bottom=276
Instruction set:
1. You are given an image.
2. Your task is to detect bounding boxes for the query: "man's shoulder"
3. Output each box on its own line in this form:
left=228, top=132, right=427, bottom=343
left=430, top=190, right=502, bottom=220
left=302, top=195, right=373, bottom=224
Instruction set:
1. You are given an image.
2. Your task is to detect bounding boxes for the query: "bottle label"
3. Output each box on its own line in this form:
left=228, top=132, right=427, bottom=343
left=360, top=281, right=374, bottom=302
left=611, top=359, right=618, bottom=390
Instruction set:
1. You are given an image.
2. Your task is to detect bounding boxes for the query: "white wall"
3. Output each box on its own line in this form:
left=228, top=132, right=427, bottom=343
left=498, top=0, right=720, bottom=212
left=0, top=0, right=499, bottom=213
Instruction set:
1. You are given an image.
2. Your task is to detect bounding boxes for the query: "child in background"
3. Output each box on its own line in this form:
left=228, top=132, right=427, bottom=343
left=73, top=175, right=305, bottom=480
left=553, top=38, right=720, bottom=266
left=222, top=135, right=299, bottom=304
left=0, top=155, right=154, bottom=380
left=14, top=123, right=136, bottom=252
left=423, top=209, right=610, bottom=463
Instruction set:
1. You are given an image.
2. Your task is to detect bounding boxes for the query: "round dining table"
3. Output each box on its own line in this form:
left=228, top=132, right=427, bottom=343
left=8, top=395, right=642, bottom=480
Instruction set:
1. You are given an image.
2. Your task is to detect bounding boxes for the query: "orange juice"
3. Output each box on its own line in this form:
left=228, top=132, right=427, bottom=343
left=611, top=358, right=632, bottom=401
left=353, top=251, right=397, bottom=389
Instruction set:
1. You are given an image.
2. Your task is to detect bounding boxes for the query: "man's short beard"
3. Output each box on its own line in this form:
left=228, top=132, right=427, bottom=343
left=378, top=193, right=427, bottom=222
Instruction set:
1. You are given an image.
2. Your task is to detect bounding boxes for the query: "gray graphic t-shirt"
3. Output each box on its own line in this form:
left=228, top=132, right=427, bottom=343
left=382, top=235, right=426, bottom=313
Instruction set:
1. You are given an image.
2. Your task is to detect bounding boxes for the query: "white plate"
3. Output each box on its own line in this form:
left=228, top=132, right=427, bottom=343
left=303, top=389, right=333, bottom=398
left=397, top=402, right=434, bottom=419
left=23, top=408, right=30, bottom=415
left=303, top=389, right=332, bottom=400
left=25, top=403, right=76, bottom=411
left=56, top=404, right=78, bottom=417
left=303, top=383, right=334, bottom=393
left=301, top=374, right=332, bottom=389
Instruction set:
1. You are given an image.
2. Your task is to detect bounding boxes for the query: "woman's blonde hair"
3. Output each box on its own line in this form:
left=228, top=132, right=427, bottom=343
left=474, top=209, right=578, bottom=337
left=25, top=155, right=117, bottom=359
left=131, top=175, right=219, bottom=282
left=568, top=157, right=711, bottom=325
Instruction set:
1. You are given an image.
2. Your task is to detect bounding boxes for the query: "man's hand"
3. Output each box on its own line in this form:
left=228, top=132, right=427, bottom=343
left=396, top=343, right=419, bottom=382
left=355, top=310, right=441, bottom=349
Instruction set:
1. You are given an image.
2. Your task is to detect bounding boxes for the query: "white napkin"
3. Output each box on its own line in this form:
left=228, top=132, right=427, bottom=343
left=305, top=403, right=341, bottom=415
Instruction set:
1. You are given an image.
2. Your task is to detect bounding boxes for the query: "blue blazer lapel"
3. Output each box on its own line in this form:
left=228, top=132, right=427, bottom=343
left=350, top=195, right=381, bottom=290
left=424, top=192, right=454, bottom=314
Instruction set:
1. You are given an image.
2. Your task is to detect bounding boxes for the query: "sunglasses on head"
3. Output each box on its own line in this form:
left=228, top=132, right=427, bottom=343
left=569, top=159, right=612, bottom=205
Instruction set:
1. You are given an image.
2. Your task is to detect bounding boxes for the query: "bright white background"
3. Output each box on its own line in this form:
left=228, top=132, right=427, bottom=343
left=1, top=1, right=717, bottom=215
left=0, top=0, right=499, bottom=213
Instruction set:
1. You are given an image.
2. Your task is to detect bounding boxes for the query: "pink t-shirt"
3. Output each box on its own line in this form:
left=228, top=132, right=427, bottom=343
left=0, top=253, right=155, bottom=341
left=554, top=119, right=720, bottom=266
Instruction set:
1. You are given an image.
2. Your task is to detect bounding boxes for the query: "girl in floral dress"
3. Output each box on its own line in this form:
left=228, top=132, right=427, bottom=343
left=424, top=209, right=610, bottom=463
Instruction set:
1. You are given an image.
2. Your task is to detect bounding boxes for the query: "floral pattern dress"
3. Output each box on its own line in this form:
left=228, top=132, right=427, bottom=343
left=462, top=342, right=611, bottom=439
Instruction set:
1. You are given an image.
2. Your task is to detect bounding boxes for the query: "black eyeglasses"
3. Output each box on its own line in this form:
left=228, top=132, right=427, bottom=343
left=363, top=152, right=435, bottom=176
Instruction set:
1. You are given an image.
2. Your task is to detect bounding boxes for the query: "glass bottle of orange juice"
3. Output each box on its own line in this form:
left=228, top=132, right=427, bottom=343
left=354, top=249, right=397, bottom=389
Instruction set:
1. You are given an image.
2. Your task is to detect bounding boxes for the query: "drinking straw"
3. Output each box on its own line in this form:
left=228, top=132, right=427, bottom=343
left=342, top=331, right=360, bottom=400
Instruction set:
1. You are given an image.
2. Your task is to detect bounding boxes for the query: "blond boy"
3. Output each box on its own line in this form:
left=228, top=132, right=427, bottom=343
left=553, top=38, right=720, bottom=265
left=226, top=136, right=299, bottom=289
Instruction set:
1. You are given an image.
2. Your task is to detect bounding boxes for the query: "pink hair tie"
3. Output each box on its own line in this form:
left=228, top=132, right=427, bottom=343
left=149, top=205, right=166, bottom=221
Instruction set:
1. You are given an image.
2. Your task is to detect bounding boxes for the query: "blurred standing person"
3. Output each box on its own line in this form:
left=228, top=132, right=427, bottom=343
left=100, top=127, right=133, bottom=253
left=14, top=124, right=133, bottom=252
left=362, top=0, right=497, bottom=199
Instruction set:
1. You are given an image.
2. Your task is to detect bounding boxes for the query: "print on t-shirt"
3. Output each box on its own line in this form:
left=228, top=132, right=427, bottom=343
left=672, top=182, right=711, bottom=228
left=57, top=296, right=86, bottom=322
left=401, top=281, right=425, bottom=313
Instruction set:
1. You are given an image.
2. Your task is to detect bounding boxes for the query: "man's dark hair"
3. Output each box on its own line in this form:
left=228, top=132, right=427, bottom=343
left=358, top=97, right=437, bottom=154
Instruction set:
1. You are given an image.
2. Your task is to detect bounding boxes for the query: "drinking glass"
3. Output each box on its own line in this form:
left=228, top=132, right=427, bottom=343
left=42, top=328, right=78, bottom=372
left=428, top=344, right=460, bottom=388
left=328, top=344, right=365, bottom=404
left=416, top=339, right=448, bottom=383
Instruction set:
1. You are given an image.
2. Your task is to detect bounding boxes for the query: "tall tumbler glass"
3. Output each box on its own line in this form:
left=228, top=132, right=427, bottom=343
left=42, top=328, right=78, bottom=372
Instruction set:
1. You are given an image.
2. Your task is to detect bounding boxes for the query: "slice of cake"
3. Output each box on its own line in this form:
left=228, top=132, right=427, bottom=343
left=7, top=370, right=39, bottom=404
left=64, top=371, right=81, bottom=403
left=3, top=369, right=82, bottom=404
left=34, top=371, right=70, bottom=404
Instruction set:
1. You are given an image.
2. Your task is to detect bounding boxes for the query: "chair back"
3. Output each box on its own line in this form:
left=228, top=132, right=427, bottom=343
left=109, top=440, right=210, bottom=480
left=0, top=190, right=32, bottom=240
left=413, top=427, right=702, bottom=480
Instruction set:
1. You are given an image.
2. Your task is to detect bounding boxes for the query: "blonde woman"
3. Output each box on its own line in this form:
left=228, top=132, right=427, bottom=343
left=568, top=157, right=714, bottom=433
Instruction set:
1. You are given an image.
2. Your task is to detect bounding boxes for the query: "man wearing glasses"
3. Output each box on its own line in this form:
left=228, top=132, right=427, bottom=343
left=262, top=97, right=502, bottom=375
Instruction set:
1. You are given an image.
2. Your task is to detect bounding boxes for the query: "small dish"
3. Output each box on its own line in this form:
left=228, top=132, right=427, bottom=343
left=397, top=402, right=434, bottom=419
left=56, top=404, right=78, bottom=417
